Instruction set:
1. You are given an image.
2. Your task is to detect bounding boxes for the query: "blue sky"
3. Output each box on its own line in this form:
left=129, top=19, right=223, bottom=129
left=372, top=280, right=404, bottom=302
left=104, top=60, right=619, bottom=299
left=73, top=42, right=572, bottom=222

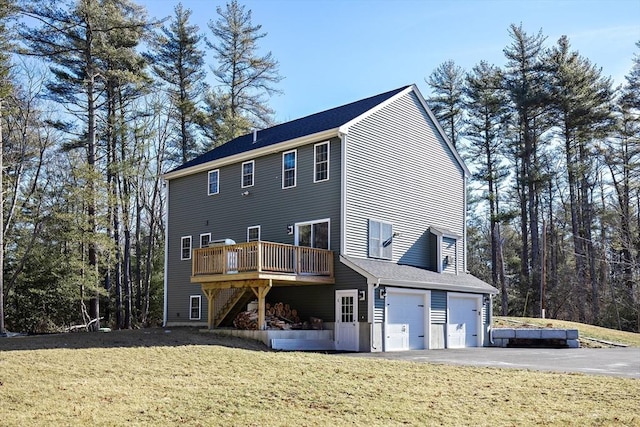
left=141, top=0, right=640, bottom=123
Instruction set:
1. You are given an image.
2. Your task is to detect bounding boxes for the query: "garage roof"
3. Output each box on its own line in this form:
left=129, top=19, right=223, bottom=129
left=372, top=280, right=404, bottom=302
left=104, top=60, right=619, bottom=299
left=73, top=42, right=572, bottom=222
left=341, top=256, right=498, bottom=294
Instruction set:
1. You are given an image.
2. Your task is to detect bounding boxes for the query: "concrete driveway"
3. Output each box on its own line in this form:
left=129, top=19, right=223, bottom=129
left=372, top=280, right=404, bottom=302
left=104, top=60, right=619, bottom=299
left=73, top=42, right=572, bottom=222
left=343, top=347, right=640, bottom=379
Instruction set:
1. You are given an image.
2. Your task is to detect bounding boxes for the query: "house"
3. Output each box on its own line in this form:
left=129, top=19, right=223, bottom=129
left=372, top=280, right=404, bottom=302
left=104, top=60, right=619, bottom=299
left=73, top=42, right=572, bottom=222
left=163, top=84, right=498, bottom=352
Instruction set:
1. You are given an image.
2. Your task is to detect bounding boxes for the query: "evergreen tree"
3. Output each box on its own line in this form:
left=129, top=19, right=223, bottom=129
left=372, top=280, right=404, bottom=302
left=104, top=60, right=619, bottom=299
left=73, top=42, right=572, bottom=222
left=0, top=0, right=16, bottom=335
left=146, top=3, right=205, bottom=163
left=546, top=35, right=614, bottom=323
left=503, top=24, right=550, bottom=317
left=426, top=60, right=465, bottom=148
left=206, top=0, right=282, bottom=140
left=464, top=61, right=510, bottom=314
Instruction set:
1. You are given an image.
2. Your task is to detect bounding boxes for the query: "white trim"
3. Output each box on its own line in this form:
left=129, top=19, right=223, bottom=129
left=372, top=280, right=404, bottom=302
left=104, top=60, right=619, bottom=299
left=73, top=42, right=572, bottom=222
left=463, top=176, right=468, bottom=273
left=241, top=160, right=255, bottom=188
left=163, top=180, right=169, bottom=327
left=247, top=225, right=261, bottom=242
left=189, top=295, right=202, bottom=320
left=164, top=128, right=339, bottom=181
left=313, top=141, right=330, bottom=183
left=207, top=169, right=219, bottom=195
left=200, top=233, right=211, bottom=248
left=340, top=132, right=348, bottom=256
left=294, top=218, right=331, bottom=250
left=282, top=149, right=297, bottom=189
left=181, top=236, right=192, bottom=260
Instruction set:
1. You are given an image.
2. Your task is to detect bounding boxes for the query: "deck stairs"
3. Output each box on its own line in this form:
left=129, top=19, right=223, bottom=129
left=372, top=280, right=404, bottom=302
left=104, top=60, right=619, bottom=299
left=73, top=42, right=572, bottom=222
left=214, top=288, right=253, bottom=327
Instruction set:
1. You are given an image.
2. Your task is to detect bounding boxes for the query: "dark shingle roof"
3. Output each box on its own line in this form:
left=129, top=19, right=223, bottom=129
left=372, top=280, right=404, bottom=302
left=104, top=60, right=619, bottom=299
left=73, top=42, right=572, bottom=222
left=169, top=85, right=410, bottom=174
left=342, top=256, right=498, bottom=294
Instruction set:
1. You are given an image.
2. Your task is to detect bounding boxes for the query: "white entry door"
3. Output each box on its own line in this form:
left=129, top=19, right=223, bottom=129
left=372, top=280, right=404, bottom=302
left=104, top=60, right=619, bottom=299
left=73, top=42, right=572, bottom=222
left=335, top=290, right=359, bottom=351
left=447, top=294, right=481, bottom=348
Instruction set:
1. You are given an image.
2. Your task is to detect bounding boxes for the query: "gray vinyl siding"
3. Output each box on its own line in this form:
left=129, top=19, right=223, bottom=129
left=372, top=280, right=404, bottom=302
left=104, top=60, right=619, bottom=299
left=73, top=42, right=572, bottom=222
left=431, top=291, right=447, bottom=324
left=344, top=91, right=465, bottom=270
left=166, top=138, right=342, bottom=324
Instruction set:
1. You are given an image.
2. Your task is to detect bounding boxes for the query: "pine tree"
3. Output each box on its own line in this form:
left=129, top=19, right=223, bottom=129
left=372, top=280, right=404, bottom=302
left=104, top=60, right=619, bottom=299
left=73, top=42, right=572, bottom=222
left=546, top=35, right=614, bottom=323
left=503, top=24, right=550, bottom=317
left=426, top=60, right=465, bottom=148
left=206, top=0, right=282, bottom=140
left=464, top=61, right=510, bottom=314
left=146, top=3, right=205, bottom=163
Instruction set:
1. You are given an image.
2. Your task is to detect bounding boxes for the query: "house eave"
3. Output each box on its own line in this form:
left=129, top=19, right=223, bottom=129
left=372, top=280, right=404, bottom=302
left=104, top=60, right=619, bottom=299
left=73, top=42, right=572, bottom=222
left=163, top=128, right=340, bottom=180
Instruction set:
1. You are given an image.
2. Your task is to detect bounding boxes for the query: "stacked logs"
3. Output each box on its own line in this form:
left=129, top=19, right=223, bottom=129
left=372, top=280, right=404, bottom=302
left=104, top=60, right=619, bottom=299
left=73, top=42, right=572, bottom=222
left=233, top=301, right=303, bottom=330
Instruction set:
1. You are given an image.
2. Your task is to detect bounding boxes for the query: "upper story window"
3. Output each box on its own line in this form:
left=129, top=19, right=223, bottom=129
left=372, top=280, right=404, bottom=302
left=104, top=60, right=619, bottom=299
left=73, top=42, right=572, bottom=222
left=314, top=141, right=329, bottom=183
left=368, top=219, right=393, bottom=260
left=282, top=150, right=296, bottom=189
left=247, top=225, right=261, bottom=242
left=208, top=170, right=219, bottom=195
left=200, top=233, right=211, bottom=248
left=242, top=160, right=254, bottom=188
left=181, top=236, right=192, bottom=260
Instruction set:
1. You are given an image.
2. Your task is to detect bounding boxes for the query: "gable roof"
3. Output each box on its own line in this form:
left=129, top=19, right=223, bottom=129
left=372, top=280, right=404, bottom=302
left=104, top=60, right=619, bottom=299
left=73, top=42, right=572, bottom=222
left=341, top=256, right=498, bottom=295
left=166, top=85, right=410, bottom=177
left=164, top=84, right=469, bottom=179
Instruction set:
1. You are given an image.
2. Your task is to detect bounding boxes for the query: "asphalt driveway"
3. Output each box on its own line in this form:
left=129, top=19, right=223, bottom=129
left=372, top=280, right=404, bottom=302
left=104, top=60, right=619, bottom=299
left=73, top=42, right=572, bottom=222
left=343, top=347, right=640, bottom=379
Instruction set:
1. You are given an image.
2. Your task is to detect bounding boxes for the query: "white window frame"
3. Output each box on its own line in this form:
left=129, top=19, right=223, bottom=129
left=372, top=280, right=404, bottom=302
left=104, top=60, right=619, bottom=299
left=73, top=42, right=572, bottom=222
left=200, top=233, right=211, bottom=248
left=294, top=218, right=330, bottom=250
left=181, top=236, right=192, bottom=260
left=247, top=225, right=261, bottom=242
left=313, top=141, right=330, bottom=183
left=282, top=149, right=297, bottom=189
left=189, top=295, right=201, bottom=320
left=208, top=169, right=219, bottom=195
left=241, top=160, right=255, bottom=188
left=368, top=219, right=393, bottom=260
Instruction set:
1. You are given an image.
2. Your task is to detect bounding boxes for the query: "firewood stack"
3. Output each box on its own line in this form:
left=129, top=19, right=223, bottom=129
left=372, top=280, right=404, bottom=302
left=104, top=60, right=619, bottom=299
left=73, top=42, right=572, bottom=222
left=233, top=302, right=306, bottom=330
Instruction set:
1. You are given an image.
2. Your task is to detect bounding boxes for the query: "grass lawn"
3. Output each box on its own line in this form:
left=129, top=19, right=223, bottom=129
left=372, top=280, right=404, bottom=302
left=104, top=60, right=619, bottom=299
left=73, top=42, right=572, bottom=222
left=1, top=328, right=639, bottom=426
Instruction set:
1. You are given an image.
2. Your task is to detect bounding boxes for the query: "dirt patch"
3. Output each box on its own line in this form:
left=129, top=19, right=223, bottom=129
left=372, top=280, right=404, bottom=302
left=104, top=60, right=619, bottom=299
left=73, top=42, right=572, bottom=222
left=0, top=327, right=271, bottom=352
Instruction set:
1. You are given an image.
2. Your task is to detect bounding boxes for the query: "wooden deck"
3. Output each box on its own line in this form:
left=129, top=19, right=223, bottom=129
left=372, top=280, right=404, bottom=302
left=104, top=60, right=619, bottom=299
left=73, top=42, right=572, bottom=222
left=191, top=241, right=334, bottom=329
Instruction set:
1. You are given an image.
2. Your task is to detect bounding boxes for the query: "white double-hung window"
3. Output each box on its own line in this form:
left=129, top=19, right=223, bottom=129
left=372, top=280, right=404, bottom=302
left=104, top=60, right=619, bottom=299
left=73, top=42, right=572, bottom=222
left=208, top=169, right=219, bottom=195
left=368, top=219, right=393, bottom=260
left=282, top=150, right=296, bottom=189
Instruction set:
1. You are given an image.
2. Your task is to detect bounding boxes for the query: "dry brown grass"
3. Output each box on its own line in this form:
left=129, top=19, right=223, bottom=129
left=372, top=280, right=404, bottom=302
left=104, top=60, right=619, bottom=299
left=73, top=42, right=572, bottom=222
left=496, top=317, right=640, bottom=347
left=1, top=329, right=639, bottom=426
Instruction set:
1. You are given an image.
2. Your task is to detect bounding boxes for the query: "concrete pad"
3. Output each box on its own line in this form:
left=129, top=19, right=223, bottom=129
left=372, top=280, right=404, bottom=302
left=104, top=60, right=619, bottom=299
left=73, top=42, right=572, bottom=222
left=492, top=329, right=515, bottom=339
left=541, top=329, right=568, bottom=339
left=566, top=329, right=579, bottom=340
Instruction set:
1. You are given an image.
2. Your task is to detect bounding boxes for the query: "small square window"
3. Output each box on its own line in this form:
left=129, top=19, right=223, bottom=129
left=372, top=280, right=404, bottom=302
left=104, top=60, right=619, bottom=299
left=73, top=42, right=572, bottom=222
left=189, top=295, right=201, bottom=320
left=200, top=233, right=211, bottom=248
left=242, top=160, right=254, bottom=188
left=208, top=170, right=219, bottom=195
left=314, top=142, right=329, bottom=182
left=247, top=226, right=260, bottom=242
left=181, top=236, right=192, bottom=260
left=282, top=150, right=296, bottom=189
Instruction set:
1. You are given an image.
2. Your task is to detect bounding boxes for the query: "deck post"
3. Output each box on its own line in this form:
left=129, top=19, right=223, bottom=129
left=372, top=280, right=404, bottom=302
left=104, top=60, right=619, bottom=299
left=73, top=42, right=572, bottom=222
left=203, top=288, right=216, bottom=329
left=251, top=279, right=272, bottom=330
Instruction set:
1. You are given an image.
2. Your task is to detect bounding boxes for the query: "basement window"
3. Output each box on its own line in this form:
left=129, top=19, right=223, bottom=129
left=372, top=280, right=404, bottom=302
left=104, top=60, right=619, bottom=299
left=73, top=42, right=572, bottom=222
left=189, top=295, right=201, bottom=320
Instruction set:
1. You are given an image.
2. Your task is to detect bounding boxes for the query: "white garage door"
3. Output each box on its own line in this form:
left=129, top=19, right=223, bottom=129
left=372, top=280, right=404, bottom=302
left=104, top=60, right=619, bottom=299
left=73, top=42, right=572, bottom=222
left=448, top=294, right=481, bottom=348
left=386, top=290, right=428, bottom=351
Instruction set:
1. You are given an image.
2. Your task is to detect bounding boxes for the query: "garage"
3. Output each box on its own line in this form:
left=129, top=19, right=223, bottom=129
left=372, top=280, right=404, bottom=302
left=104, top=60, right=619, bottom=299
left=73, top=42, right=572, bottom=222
left=385, top=288, right=429, bottom=351
left=447, top=293, right=482, bottom=348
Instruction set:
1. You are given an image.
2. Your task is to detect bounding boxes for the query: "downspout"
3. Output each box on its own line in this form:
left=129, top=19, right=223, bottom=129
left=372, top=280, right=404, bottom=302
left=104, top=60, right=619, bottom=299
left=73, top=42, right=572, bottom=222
left=370, top=278, right=381, bottom=350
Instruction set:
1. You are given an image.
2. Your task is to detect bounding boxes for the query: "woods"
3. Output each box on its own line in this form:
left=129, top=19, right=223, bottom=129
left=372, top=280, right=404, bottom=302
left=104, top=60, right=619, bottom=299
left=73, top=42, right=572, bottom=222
left=429, top=25, right=639, bottom=331
left=0, top=1, right=637, bottom=333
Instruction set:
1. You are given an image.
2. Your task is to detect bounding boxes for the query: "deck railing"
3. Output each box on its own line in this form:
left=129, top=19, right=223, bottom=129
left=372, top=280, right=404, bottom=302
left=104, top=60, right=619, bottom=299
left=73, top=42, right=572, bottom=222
left=192, top=241, right=334, bottom=277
